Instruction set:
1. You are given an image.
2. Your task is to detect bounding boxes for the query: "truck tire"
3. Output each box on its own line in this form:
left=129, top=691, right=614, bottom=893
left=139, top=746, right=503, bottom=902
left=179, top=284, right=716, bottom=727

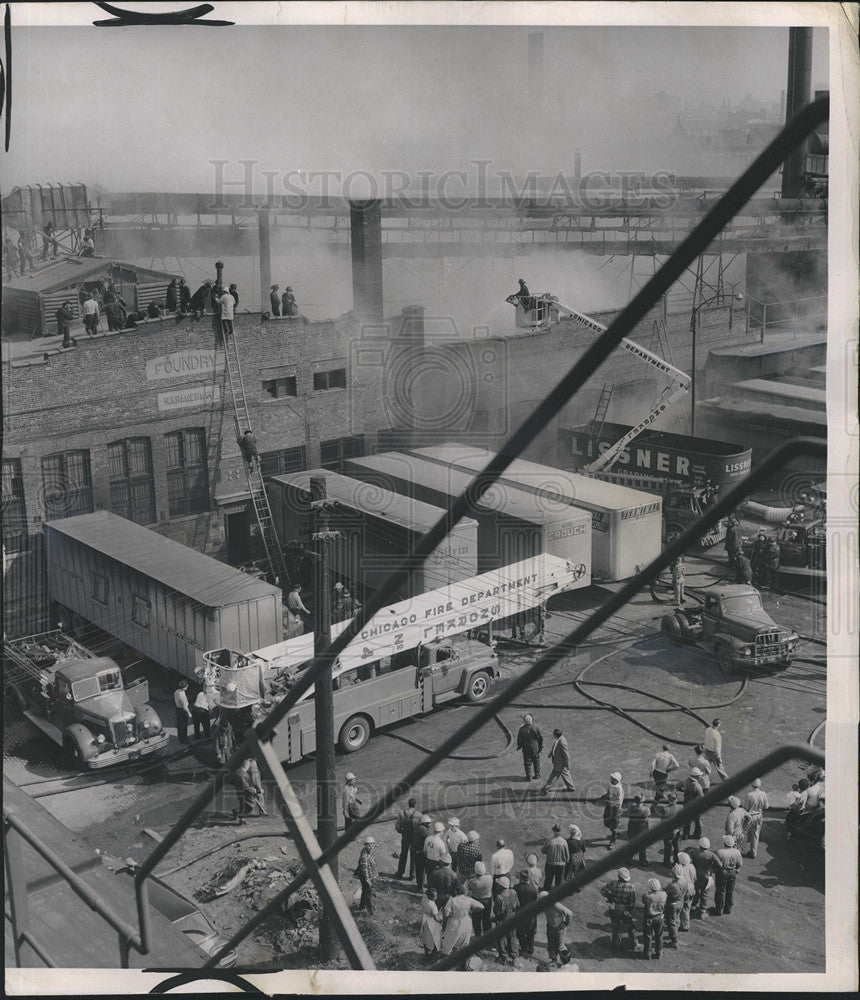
left=661, top=614, right=682, bottom=640
left=664, top=524, right=684, bottom=547
left=717, top=644, right=737, bottom=676
left=338, top=715, right=371, bottom=754
left=63, top=736, right=86, bottom=769
left=465, top=670, right=491, bottom=703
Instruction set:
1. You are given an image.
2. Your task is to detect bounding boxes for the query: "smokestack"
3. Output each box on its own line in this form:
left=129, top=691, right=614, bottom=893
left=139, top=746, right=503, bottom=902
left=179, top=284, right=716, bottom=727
left=574, top=151, right=582, bottom=180
left=528, top=32, right=544, bottom=103
left=349, top=200, right=384, bottom=322
left=781, top=27, right=813, bottom=198
left=258, top=206, right=272, bottom=314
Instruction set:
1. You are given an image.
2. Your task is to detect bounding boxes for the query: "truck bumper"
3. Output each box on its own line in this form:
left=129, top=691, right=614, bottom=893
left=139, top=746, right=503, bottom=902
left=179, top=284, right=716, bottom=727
left=86, top=731, right=170, bottom=769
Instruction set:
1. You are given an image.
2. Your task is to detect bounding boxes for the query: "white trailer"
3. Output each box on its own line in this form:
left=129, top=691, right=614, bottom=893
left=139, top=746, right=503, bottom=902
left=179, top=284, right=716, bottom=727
left=342, top=452, right=592, bottom=581
left=405, top=443, right=662, bottom=581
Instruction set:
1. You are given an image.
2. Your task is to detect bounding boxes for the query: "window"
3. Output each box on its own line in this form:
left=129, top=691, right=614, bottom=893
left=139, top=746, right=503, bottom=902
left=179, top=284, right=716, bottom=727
left=2, top=458, right=28, bottom=553
left=263, top=376, right=298, bottom=399
left=260, top=446, right=307, bottom=477
left=320, top=435, right=366, bottom=471
left=41, top=450, right=93, bottom=520
left=132, top=594, right=151, bottom=628
left=165, top=429, right=209, bottom=517
left=108, top=438, right=156, bottom=525
left=92, top=571, right=109, bottom=605
left=97, top=669, right=122, bottom=692
left=313, top=368, right=347, bottom=391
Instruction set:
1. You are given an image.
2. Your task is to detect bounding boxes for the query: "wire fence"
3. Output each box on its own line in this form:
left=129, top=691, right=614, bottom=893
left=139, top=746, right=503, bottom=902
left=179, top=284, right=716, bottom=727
left=4, top=95, right=829, bottom=971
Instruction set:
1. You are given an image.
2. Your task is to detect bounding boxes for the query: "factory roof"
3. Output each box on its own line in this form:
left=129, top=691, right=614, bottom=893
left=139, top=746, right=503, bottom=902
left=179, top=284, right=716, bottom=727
left=731, top=379, right=825, bottom=408
left=267, top=469, right=476, bottom=534
left=708, top=332, right=826, bottom=358
left=3, top=257, right=175, bottom=295
left=701, top=398, right=827, bottom=429
left=347, top=452, right=596, bottom=524
left=404, top=444, right=659, bottom=512
left=44, top=512, right=280, bottom=607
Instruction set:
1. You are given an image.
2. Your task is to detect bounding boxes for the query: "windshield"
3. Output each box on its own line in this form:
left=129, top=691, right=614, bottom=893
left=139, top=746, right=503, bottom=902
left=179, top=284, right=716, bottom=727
left=71, top=669, right=122, bottom=701
left=721, top=594, right=765, bottom=617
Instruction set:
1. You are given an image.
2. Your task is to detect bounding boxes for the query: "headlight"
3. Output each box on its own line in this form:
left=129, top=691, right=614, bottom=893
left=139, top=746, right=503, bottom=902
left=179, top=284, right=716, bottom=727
left=742, top=647, right=752, bottom=657
left=96, top=734, right=106, bottom=744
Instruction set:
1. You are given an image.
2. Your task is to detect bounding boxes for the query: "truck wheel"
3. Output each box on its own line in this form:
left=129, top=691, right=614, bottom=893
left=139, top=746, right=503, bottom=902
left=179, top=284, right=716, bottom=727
left=717, top=644, right=737, bottom=676
left=665, top=525, right=683, bottom=547
left=338, top=715, right=371, bottom=754
left=64, top=737, right=86, bottom=770
left=661, top=614, right=681, bottom=640
left=465, top=670, right=491, bottom=702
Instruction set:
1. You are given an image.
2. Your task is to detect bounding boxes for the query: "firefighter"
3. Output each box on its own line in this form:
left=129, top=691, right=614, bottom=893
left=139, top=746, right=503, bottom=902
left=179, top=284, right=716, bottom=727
left=724, top=515, right=741, bottom=569
left=736, top=552, right=754, bottom=586
left=750, top=531, right=768, bottom=585
left=642, top=877, right=667, bottom=959
left=671, top=555, right=686, bottom=606
left=600, top=868, right=637, bottom=953
left=764, top=536, right=781, bottom=591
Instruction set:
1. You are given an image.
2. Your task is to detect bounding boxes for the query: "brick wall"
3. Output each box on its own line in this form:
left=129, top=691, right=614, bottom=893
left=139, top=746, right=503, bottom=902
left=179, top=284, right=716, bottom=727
left=2, top=310, right=388, bottom=547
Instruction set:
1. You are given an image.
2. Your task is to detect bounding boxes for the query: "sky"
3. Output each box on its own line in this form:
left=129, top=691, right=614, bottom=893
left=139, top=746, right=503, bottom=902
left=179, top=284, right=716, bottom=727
left=4, top=25, right=829, bottom=192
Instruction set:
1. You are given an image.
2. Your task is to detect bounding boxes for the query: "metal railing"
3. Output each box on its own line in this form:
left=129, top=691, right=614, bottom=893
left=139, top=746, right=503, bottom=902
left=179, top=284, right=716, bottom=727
left=4, top=95, right=829, bottom=971
left=4, top=807, right=143, bottom=968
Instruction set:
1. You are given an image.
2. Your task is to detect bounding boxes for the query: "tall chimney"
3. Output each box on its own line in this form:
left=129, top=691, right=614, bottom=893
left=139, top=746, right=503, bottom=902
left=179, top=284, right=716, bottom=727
left=528, top=32, right=544, bottom=104
left=781, top=27, right=813, bottom=198
left=258, top=206, right=272, bottom=314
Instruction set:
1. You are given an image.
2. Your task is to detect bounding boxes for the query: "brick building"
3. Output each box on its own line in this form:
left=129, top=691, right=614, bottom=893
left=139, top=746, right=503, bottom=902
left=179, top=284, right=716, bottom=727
left=2, top=308, right=394, bottom=635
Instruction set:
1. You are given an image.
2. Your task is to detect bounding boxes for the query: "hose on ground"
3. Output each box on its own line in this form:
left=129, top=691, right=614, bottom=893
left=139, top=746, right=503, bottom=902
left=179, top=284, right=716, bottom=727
left=378, top=708, right=512, bottom=761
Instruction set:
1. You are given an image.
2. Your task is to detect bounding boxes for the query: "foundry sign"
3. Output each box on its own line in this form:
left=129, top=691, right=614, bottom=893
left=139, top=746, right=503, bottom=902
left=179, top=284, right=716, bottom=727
left=146, top=350, right=220, bottom=381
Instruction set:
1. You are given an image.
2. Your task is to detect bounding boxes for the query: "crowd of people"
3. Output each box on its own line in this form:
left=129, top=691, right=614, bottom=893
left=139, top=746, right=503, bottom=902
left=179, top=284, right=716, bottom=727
left=339, top=716, right=825, bottom=968
left=723, top=515, right=782, bottom=589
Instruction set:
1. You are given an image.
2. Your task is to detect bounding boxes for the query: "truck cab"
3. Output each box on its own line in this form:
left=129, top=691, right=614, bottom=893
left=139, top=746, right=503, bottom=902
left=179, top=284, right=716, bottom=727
left=417, top=635, right=500, bottom=702
left=779, top=519, right=825, bottom=569
left=663, top=487, right=722, bottom=548
left=4, top=633, right=169, bottom=769
left=699, top=585, right=799, bottom=672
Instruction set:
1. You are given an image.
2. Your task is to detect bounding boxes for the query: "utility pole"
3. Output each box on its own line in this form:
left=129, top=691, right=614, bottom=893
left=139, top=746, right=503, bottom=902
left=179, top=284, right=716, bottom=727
left=310, top=476, right=340, bottom=961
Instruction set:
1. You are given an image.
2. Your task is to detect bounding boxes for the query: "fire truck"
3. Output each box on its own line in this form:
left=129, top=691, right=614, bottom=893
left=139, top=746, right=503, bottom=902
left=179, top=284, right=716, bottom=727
left=3, top=630, right=169, bottom=768
left=201, top=553, right=583, bottom=760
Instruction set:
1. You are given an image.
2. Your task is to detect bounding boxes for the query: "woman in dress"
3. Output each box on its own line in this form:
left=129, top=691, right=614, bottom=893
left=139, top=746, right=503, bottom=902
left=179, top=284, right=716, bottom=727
left=441, top=892, right=484, bottom=966
left=419, top=888, right=443, bottom=959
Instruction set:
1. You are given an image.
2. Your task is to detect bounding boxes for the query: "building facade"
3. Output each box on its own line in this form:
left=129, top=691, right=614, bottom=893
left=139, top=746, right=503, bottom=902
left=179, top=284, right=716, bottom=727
left=2, top=308, right=393, bottom=635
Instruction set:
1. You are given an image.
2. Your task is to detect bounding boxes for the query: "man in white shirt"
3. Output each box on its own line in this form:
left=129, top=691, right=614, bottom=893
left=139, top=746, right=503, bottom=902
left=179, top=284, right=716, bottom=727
left=192, top=689, right=211, bottom=740
left=423, top=822, right=451, bottom=876
left=218, top=286, right=235, bottom=339
left=703, top=719, right=729, bottom=780
left=173, top=680, right=192, bottom=743
left=82, top=294, right=100, bottom=336
left=443, top=817, right=468, bottom=868
left=490, top=838, right=514, bottom=895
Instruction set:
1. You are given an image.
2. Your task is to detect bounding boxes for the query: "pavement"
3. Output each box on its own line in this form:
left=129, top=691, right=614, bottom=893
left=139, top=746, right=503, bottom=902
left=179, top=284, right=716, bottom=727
left=3, top=542, right=826, bottom=972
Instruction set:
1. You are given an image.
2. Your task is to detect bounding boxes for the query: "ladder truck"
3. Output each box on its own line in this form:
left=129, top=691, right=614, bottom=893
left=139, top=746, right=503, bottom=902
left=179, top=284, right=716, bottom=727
left=507, top=293, right=721, bottom=547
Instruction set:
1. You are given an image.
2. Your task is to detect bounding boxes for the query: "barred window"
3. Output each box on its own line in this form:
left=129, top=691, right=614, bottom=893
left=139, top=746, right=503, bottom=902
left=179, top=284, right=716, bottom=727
left=108, top=438, right=156, bottom=525
left=165, top=429, right=209, bottom=517
left=1, top=458, right=28, bottom=553
left=260, top=446, right=307, bottom=477
left=41, top=450, right=94, bottom=520
left=320, top=435, right=365, bottom=471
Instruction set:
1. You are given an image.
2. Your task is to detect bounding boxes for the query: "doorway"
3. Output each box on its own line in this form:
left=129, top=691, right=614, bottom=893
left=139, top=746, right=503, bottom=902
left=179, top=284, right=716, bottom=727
left=225, top=509, right=251, bottom=564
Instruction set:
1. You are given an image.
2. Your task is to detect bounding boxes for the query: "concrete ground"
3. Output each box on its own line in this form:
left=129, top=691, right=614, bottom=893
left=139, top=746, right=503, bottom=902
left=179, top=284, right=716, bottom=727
left=3, top=543, right=826, bottom=973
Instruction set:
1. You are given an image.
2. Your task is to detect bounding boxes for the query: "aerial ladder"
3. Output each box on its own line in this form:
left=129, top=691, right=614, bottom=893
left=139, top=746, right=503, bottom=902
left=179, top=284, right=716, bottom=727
left=218, top=308, right=291, bottom=589
left=506, top=292, right=691, bottom=475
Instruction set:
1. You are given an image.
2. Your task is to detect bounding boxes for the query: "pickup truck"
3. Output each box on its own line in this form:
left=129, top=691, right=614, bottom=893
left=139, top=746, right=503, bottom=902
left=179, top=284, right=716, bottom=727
left=662, top=487, right=723, bottom=549
left=236, top=634, right=500, bottom=762
left=3, top=631, right=169, bottom=768
left=660, top=585, right=799, bottom=674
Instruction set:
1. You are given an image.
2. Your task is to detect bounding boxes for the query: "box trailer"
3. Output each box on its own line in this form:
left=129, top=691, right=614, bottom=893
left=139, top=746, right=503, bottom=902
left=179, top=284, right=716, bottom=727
left=404, top=443, right=661, bottom=581
left=342, top=452, right=592, bottom=581
left=266, top=469, right=478, bottom=601
left=43, top=512, right=283, bottom=682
